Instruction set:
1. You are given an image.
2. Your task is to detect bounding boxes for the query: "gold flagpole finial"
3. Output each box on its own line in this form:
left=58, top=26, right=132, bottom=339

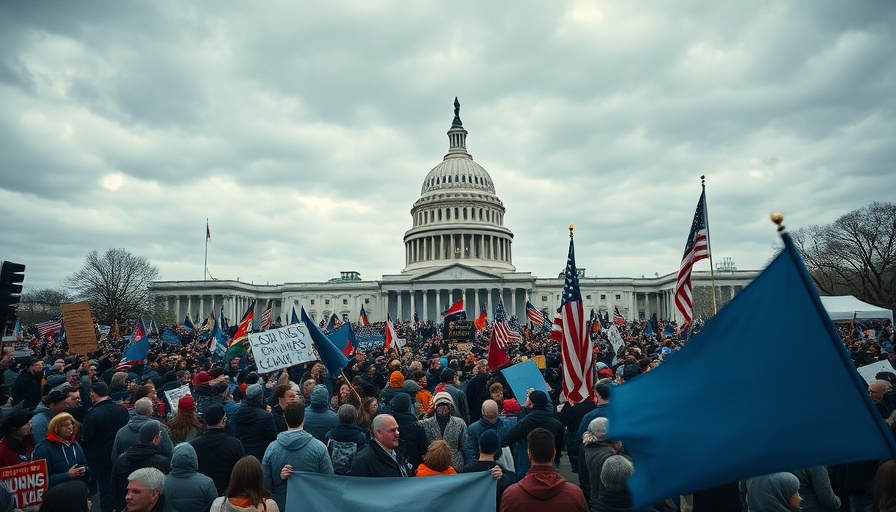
left=569, top=224, right=574, bottom=239
left=771, top=212, right=785, bottom=232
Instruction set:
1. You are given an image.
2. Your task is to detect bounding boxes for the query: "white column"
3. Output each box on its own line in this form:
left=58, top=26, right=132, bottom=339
left=511, top=288, right=517, bottom=319
left=474, top=289, right=480, bottom=318
left=422, top=291, right=429, bottom=322
left=199, top=296, right=205, bottom=319
left=460, top=234, right=466, bottom=259
left=174, top=297, right=181, bottom=320
left=435, top=289, right=442, bottom=317
left=410, top=289, right=416, bottom=321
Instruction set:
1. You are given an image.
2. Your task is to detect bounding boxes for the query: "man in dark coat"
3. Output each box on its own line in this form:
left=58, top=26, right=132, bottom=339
left=10, top=358, right=43, bottom=410
left=349, top=414, right=411, bottom=477
left=189, top=404, right=245, bottom=495
left=464, top=360, right=491, bottom=423
left=80, top=381, right=130, bottom=512
left=503, top=390, right=564, bottom=478
left=111, top=421, right=170, bottom=512
left=233, top=383, right=278, bottom=462
left=388, top=394, right=429, bottom=472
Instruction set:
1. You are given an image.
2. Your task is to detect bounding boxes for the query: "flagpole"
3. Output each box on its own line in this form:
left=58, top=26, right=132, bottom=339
left=701, top=176, right=718, bottom=315
left=204, top=218, right=209, bottom=281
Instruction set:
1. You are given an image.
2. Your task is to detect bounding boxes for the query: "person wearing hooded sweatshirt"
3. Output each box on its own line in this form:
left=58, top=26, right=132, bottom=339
left=261, top=402, right=333, bottom=511
left=110, top=420, right=170, bottom=512
left=33, top=412, right=90, bottom=489
left=419, top=392, right=467, bottom=470
left=163, top=443, right=218, bottom=512
left=388, top=393, right=429, bottom=472
left=233, top=383, right=278, bottom=462
left=501, top=428, right=586, bottom=512
left=112, top=398, right=174, bottom=461
left=324, top=404, right=367, bottom=475
left=380, top=371, right=420, bottom=406
left=790, top=466, right=841, bottom=512
left=303, top=384, right=339, bottom=443
left=740, top=472, right=801, bottom=512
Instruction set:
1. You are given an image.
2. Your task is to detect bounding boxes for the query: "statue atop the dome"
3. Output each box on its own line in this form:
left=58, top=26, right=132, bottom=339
left=452, top=97, right=463, bottom=128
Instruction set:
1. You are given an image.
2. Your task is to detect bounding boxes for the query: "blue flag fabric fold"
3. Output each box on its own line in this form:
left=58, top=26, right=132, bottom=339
left=606, top=232, right=896, bottom=507
left=288, top=472, right=495, bottom=512
left=329, top=323, right=357, bottom=353
left=300, top=307, right=349, bottom=375
left=160, top=326, right=182, bottom=346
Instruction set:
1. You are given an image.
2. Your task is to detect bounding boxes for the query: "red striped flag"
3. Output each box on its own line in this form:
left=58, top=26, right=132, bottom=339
left=526, top=300, right=544, bottom=326
left=558, top=229, right=593, bottom=403
left=492, top=302, right=520, bottom=349
left=259, top=301, right=273, bottom=331
left=550, top=310, right=563, bottom=342
left=35, top=318, right=62, bottom=338
left=674, top=189, right=711, bottom=332
left=613, top=306, right=625, bottom=327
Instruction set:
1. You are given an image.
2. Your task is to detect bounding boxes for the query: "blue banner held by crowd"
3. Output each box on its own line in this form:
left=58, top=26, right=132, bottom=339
left=288, top=471, right=495, bottom=512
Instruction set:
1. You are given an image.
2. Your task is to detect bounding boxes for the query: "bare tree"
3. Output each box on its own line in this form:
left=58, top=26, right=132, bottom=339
left=793, top=202, right=896, bottom=313
left=18, top=288, right=74, bottom=324
left=64, top=248, right=161, bottom=324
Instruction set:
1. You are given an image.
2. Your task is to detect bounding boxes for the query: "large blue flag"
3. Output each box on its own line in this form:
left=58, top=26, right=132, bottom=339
left=289, top=471, right=494, bottom=512
left=300, top=307, right=349, bottom=376
left=607, top=229, right=896, bottom=507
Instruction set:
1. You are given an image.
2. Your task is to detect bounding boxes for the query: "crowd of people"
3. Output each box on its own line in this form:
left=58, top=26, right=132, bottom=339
left=0, top=314, right=891, bottom=512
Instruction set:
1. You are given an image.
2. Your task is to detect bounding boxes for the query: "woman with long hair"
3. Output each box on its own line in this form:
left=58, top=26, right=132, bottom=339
left=330, top=381, right=352, bottom=412
left=38, top=479, right=91, bottom=512
left=415, top=440, right=457, bottom=476
left=873, top=459, right=896, bottom=512
left=355, top=397, right=378, bottom=438
left=0, top=408, right=35, bottom=466
left=167, top=395, right=202, bottom=444
left=211, top=455, right=279, bottom=512
left=33, top=412, right=90, bottom=489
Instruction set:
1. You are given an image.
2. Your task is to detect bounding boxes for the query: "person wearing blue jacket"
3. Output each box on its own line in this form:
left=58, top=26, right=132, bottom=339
left=163, top=443, right=218, bottom=512
left=261, top=402, right=333, bottom=511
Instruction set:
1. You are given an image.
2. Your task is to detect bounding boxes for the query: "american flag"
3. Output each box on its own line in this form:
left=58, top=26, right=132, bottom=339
left=550, top=309, right=563, bottom=342
left=558, top=230, right=593, bottom=403
left=492, top=302, right=521, bottom=349
left=526, top=300, right=544, bottom=326
left=613, top=306, right=625, bottom=327
left=674, top=189, right=711, bottom=332
left=35, top=317, right=63, bottom=338
left=259, top=301, right=273, bottom=331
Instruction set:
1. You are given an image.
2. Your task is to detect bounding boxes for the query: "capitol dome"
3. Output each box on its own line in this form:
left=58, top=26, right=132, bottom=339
left=402, top=99, right=515, bottom=274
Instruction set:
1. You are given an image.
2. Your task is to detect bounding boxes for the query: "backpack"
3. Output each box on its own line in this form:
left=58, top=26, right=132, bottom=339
left=327, top=439, right=358, bottom=475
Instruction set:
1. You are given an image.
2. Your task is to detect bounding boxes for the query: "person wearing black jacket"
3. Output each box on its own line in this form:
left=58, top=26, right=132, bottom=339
left=80, top=382, right=129, bottom=512
left=189, top=404, right=245, bottom=495
left=10, top=358, right=43, bottom=410
left=464, top=360, right=491, bottom=423
left=503, top=390, right=564, bottom=478
left=110, top=421, right=170, bottom=512
left=232, top=383, right=278, bottom=462
left=388, top=394, right=429, bottom=472
left=349, top=414, right=411, bottom=477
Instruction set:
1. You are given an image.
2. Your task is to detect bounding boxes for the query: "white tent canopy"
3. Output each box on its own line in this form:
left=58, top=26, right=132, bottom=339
left=819, top=295, right=893, bottom=322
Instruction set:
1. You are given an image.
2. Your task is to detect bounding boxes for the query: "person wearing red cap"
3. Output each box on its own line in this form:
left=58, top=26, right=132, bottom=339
left=168, top=395, right=201, bottom=444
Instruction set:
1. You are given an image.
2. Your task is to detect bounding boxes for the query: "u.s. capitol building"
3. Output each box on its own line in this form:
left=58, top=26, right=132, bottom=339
left=150, top=101, right=756, bottom=326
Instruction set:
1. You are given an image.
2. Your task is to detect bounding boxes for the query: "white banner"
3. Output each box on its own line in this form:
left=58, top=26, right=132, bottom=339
left=164, top=385, right=191, bottom=417
left=248, top=324, right=319, bottom=373
left=858, top=360, right=896, bottom=385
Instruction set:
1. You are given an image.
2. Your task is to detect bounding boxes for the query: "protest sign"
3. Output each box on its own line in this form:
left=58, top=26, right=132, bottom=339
left=858, top=360, right=896, bottom=385
left=61, top=302, right=98, bottom=355
left=164, top=385, right=191, bottom=416
left=248, top=324, right=319, bottom=372
left=501, top=360, right=548, bottom=402
left=0, top=459, right=48, bottom=509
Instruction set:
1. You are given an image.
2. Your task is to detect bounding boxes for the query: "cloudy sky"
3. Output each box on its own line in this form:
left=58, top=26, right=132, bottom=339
left=2, top=1, right=894, bottom=292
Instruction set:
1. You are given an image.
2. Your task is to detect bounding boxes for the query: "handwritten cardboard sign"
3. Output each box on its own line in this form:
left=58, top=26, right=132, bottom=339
left=248, top=324, right=319, bottom=373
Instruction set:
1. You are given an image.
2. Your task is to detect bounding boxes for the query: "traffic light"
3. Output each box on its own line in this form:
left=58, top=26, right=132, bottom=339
left=0, top=261, right=25, bottom=325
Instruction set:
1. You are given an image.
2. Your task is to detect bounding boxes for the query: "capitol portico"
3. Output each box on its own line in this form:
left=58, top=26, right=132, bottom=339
left=150, top=100, right=758, bottom=326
